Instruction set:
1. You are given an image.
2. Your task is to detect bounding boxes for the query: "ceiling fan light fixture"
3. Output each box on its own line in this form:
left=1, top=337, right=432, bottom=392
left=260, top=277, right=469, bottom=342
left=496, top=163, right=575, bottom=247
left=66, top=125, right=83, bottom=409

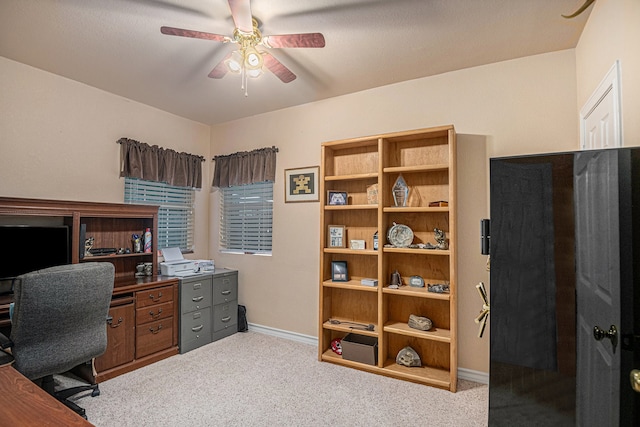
left=244, top=47, right=263, bottom=70
left=225, top=50, right=243, bottom=74
left=246, top=68, right=263, bottom=79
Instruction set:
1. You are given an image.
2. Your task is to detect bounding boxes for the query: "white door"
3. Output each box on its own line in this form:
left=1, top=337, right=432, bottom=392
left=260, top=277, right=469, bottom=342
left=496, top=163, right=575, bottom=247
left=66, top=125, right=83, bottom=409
left=574, top=150, right=621, bottom=426
left=580, top=61, right=622, bottom=150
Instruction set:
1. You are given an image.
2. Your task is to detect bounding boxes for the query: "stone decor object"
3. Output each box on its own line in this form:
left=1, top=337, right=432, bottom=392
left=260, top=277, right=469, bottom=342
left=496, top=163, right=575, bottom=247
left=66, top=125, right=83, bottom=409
left=396, top=346, right=421, bottom=367
left=428, top=283, right=450, bottom=294
left=434, top=228, right=448, bottom=250
left=84, top=237, right=94, bottom=257
left=135, top=263, right=146, bottom=278
left=408, top=314, right=432, bottom=331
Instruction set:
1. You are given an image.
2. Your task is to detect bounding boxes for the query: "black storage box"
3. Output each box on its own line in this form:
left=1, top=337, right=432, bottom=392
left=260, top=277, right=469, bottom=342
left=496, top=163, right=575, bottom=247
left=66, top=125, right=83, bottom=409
left=341, top=333, right=378, bottom=365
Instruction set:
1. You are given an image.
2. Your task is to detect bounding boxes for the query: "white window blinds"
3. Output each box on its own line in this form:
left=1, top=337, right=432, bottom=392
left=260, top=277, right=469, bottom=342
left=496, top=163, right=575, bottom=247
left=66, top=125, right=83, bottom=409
left=220, top=182, right=273, bottom=255
left=124, top=178, right=195, bottom=252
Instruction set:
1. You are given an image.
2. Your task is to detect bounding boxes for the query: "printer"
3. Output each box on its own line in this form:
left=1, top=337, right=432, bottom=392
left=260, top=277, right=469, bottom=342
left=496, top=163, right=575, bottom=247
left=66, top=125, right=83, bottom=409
left=160, top=247, right=199, bottom=277
left=194, top=259, right=215, bottom=272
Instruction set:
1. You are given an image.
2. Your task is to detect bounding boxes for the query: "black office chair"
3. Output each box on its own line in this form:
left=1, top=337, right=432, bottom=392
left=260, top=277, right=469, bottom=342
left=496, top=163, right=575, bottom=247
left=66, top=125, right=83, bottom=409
left=0, top=262, right=114, bottom=419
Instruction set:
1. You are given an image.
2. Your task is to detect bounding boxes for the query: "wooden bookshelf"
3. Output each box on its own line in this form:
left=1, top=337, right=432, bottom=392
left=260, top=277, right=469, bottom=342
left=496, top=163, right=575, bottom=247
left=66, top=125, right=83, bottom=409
left=318, top=125, right=458, bottom=391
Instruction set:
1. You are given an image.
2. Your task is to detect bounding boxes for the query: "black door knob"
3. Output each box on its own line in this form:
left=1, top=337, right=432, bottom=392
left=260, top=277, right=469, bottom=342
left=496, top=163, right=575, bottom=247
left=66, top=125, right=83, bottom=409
left=593, top=325, right=618, bottom=353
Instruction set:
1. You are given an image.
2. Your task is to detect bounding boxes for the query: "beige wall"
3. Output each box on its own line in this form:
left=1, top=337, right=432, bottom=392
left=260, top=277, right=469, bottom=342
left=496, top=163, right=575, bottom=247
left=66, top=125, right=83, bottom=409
left=0, top=57, right=212, bottom=260
left=210, top=49, right=579, bottom=373
left=576, top=0, right=640, bottom=145
left=5, top=0, right=632, bottom=374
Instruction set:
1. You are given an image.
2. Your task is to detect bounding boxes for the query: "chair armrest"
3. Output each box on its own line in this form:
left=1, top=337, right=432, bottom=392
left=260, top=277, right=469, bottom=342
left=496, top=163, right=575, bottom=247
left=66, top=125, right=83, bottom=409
left=0, top=332, right=12, bottom=350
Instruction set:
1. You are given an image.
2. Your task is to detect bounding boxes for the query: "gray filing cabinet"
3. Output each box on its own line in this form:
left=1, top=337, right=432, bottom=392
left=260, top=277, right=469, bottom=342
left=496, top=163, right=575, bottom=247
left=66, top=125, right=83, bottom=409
left=211, top=269, right=238, bottom=341
left=178, top=268, right=238, bottom=354
left=179, top=273, right=213, bottom=354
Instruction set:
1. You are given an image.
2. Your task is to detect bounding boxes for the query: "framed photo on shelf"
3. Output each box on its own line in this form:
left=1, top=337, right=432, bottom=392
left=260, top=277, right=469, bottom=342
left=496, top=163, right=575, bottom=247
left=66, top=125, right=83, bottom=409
left=327, top=191, right=348, bottom=206
left=350, top=239, right=365, bottom=250
left=327, top=225, right=346, bottom=248
left=366, top=183, right=379, bottom=205
left=331, top=261, right=349, bottom=282
left=284, top=166, right=319, bottom=203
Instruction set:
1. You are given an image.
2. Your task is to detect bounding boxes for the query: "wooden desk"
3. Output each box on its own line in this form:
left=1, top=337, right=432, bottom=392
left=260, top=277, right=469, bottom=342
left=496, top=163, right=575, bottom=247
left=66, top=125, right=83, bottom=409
left=0, top=365, right=93, bottom=426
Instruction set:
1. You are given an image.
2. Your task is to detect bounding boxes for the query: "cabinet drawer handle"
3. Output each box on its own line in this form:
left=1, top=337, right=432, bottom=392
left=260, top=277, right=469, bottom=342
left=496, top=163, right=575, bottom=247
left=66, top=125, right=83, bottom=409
left=149, top=324, right=163, bottom=334
left=149, top=308, right=162, bottom=318
left=221, top=290, right=231, bottom=296
left=107, top=316, right=123, bottom=328
left=221, top=316, right=231, bottom=323
left=191, top=325, right=204, bottom=332
left=192, top=296, right=204, bottom=302
left=149, top=292, right=163, bottom=302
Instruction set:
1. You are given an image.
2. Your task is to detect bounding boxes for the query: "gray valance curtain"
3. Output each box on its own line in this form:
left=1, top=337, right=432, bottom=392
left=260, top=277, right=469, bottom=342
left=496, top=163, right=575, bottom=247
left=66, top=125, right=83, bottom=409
left=117, top=138, right=205, bottom=189
left=212, top=146, right=278, bottom=188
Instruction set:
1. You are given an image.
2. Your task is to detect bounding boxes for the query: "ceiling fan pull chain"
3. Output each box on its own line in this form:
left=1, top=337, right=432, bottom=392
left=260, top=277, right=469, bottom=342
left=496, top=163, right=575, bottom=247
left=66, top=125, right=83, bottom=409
left=242, top=67, right=249, bottom=97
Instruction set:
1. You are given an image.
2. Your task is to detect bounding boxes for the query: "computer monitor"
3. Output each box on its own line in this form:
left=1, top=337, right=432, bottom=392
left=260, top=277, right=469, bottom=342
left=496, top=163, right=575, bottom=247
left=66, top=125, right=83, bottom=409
left=0, top=225, right=70, bottom=293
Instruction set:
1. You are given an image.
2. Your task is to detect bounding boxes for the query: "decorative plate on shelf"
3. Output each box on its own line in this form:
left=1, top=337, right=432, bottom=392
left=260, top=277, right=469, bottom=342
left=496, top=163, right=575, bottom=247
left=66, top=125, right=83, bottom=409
left=387, top=222, right=414, bottom=247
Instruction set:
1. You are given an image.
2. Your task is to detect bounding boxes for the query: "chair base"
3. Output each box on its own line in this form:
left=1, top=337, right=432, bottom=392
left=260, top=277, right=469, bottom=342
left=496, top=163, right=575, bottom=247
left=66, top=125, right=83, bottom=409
left=0, top=349, right=14, bottom=367
left=41, top=375, right=99, bottom=420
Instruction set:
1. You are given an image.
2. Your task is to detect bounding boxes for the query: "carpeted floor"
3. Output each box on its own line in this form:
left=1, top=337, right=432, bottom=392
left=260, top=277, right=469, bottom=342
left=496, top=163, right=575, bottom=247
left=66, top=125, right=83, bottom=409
left=66, top=331, right=488, bottom=426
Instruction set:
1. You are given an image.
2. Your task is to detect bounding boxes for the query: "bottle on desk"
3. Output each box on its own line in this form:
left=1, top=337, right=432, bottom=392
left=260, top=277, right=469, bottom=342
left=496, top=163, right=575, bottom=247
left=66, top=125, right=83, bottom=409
left=144, top=228, right=152, bottom=253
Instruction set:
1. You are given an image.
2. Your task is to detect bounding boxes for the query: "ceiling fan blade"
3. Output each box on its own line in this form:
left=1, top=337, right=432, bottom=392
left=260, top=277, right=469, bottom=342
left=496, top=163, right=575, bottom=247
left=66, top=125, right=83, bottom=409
left=228, top=0, right=253, bottom=33
left=208, top=52, right=232, bottom=79
left=161, top=26, right=228, bottom=42
left=262, top=33, right=325, bottom=49
left=561, top=0, right=596, bottom=18
left=262, top=52, right=296, bottom=83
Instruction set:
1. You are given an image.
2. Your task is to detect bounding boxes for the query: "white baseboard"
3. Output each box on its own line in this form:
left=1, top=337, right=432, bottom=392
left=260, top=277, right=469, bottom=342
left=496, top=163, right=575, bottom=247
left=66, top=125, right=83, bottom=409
left=458, top=367, right=489, bottom=384
left=249, top=323, right=489, bottom=385
left=248, top=323, right=318, bottom=346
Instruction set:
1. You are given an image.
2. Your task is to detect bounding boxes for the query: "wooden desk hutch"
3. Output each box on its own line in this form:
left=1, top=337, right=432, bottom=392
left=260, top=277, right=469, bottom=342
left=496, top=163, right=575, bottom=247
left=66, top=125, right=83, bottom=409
left=0, top=197, right=179, bottom=382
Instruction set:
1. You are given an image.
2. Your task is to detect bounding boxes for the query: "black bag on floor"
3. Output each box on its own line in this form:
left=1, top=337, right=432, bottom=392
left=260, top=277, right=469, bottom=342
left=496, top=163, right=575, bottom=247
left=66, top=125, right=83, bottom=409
left=237, top=305, right=248, bottom=332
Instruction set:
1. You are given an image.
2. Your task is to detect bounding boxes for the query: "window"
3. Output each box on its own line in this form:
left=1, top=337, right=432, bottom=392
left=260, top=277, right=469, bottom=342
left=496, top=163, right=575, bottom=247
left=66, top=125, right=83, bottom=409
left=124, top=177, right=195, bottom=252
left=220, top=182, right=273, bottom=255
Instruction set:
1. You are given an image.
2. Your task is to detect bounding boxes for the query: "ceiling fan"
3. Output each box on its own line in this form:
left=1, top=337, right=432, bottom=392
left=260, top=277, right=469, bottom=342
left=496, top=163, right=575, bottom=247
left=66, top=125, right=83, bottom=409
left=160, top=0, right=325, bottom=94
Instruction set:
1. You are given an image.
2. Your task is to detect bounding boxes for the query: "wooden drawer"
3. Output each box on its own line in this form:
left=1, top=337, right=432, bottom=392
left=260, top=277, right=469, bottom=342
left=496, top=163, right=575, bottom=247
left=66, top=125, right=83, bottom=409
left=181, top=277, right=212, bottom=313
left=213, top=301, right=237, bottom=332
left=136, top=285, right=174, bottom=308
left=136, top=300, right=174, bottom=326
left=136, top=318, right=173, bottom=358
left=213, top=275, right=237, bottom=304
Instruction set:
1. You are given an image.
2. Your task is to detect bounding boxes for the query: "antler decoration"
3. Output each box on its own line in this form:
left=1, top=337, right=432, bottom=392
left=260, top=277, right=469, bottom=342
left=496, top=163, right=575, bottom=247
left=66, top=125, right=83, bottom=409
left=562, top=0, right=596, bottom=18
left=475, top=282, right=490, bottom=338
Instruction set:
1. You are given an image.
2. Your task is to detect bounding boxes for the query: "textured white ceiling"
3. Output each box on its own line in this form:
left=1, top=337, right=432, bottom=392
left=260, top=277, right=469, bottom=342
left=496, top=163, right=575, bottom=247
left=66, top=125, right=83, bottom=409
left=0, top=0, right=591, bottom=125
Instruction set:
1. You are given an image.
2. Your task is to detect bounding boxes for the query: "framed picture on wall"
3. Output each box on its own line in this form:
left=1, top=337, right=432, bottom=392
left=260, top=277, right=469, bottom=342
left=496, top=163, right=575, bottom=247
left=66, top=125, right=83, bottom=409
left=284, top=166, right=319, bottom=203
left=327, top=225, right=346, bottom=248
left=331, top=261, right=349, bottom=282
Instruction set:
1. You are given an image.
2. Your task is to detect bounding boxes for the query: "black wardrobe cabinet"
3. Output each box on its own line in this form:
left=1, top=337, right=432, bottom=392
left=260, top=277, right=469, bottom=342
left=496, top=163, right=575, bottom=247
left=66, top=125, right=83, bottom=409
left=489, top=148, right=640, bottom=427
